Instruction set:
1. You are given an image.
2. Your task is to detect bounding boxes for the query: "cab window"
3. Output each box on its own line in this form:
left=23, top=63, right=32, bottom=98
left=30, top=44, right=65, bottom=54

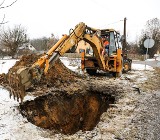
left=109, top=32, right=116, bottom=55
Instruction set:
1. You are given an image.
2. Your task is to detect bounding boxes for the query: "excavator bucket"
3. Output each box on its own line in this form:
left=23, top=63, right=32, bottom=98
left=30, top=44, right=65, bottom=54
left=7, top=66, right=32, bottom=102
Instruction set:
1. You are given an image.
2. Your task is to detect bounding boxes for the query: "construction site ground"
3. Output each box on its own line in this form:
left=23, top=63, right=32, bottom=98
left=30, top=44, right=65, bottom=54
left=0, top=56, right=160, bottom=140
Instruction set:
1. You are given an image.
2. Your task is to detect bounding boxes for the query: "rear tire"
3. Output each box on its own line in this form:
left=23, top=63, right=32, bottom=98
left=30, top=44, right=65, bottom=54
left=86, top=69, right=97, bottom=76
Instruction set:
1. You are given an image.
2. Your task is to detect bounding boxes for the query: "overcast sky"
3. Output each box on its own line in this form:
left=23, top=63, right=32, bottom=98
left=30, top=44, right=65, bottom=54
left=1, top=0, right=160, bottom=42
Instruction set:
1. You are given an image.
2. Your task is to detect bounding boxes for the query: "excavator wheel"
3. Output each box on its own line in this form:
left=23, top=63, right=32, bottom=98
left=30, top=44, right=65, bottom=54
left=123, top=62, right=130, bottom=73
left=86, top=69, right=97, bottom=76
left=123, top=60, right=132, bottom=73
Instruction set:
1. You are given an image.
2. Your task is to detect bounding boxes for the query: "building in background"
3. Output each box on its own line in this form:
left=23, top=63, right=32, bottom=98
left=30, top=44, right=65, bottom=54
left=17, top=43, right=36, bottom=57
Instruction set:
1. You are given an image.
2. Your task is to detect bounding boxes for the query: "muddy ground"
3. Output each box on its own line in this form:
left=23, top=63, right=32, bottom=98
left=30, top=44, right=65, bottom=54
left=0, top=55, right=160, bottom=139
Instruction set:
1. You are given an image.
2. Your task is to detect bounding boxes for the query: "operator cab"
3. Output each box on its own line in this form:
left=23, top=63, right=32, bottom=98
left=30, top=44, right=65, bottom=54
left=101, top=29, right=122, bottom=56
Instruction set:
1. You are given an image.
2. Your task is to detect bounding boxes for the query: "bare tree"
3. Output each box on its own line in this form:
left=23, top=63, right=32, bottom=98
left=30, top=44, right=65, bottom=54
left=47, top=33, right=58, bottom=49
left=0, top=0, right=18, bottom=26
left=0, top=25, right=28, bottom=58
left=30, top=34, right=59, bottom=51
left=30, top=37, right=48, bottom=51
left=139, top=18, right=160, bottom=57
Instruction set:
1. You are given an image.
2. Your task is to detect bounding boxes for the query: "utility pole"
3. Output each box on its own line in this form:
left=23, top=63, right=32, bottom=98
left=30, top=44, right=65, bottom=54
left=123, top=17, right=127, bottom=57
left=123, top=17, right=127, bottom=46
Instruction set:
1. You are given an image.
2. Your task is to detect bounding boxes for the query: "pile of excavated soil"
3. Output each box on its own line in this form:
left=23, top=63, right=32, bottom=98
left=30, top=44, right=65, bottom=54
left=0, top=54, right=81, bottom=95
left=8, top=54, right=79, bottom=88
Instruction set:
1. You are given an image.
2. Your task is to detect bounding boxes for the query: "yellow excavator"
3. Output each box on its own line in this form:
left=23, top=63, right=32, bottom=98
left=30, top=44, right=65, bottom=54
left=8, top=22, right=131, bottom=102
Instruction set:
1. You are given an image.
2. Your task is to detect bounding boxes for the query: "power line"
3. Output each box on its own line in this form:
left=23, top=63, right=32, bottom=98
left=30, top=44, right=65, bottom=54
left=107, top=20, right=124, bottom=26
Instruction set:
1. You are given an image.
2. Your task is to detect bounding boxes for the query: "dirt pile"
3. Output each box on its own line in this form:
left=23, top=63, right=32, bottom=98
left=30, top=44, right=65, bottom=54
left=7, top=54, right=79, bottom=89
left=0, top=54, right=80, bottom=96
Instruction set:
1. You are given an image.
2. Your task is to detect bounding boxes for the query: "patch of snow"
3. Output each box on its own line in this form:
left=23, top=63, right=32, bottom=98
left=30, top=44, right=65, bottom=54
left=0, top=56, right=12, bottom=59
left=146, top=59, right=155, bottom=61
left=132, top=60, right=140, bottom=62
left=132, top=63, right=154, bottom=71
left=0, top=59, right=18, bottom=74
left=157, top=62, right=160, bottom=67
left=23, top=94, right=37, bottom=102
left=156, top=56, right=160, bottom=61
left=60, top=57, right=82, bottom=73
left=0, top=87, right=61, bottom=140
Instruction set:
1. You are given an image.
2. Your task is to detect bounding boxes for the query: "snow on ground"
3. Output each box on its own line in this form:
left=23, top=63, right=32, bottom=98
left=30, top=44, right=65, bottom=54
left=0, top=59, right=18, bottom=74
left=133, top=58, right=160, bottom=68
left=0, top=86, right=62, bottom=140
left=157, top=57, right=160, bottom=61
left=132, top=63, right=154, bottom=71
left=0, top=58, right=156, bottom=139
left=60, top=57, right=82, bottom=73
left=122, top=63, right=155, bottom=85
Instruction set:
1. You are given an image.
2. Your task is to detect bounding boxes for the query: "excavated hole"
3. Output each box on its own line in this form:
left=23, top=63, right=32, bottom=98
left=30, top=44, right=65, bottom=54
left=20, top=90, right=115, bottom=134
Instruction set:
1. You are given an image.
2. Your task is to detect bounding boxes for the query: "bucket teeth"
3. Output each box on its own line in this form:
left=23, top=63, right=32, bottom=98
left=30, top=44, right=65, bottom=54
left=7, top=67, right=26, bottom=102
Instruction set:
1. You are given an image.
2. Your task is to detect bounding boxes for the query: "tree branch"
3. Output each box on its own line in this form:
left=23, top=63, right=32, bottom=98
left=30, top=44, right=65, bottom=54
left=0, top=0, right=17, bottom=9
left=0, top=14, right=8, bottom=25
left=0, top=14, right=8, bottom=28
left=0, top=0, right=5, bottom=7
